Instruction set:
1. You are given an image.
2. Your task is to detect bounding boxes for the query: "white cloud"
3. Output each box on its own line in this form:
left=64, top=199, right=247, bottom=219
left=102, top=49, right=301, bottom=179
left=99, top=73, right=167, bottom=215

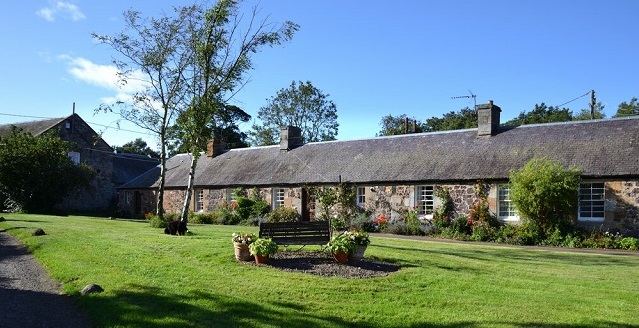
left=60, top=55, right=149, bottom=105
left=37, top=1, right=86, bottom=22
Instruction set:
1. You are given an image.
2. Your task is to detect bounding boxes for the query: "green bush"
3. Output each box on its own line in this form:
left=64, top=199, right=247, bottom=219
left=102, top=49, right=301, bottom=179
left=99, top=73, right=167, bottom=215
left=509, top=158, right=581, bottom=235
left=450, top=216, right=471, bottom=235
left=515, top=222, right=543, bottom=246
left=351, top=213, right=377, bottom=232
left=268, top=206, right=300, bottom=222
left=469, top=221, right=495, bottom=242
left=494, top=223, right=519, bottom=244
left=620, top=237, right=639, bottom=250
left=191, top=213, right=215, bottom=224
left=147, top=214, right=169, bottom=229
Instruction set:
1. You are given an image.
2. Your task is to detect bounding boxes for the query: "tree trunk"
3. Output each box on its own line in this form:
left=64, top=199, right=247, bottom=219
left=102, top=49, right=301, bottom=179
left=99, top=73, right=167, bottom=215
left=156, top=129, right=167, bottom=219
left=180, top=152, right=198, bottom=222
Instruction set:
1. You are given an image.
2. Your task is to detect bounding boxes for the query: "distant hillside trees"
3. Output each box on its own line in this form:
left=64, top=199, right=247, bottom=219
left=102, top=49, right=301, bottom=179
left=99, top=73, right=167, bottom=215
left=0, top=128, right=94, bottom=213
left=614, top=97, right=639, bottom=117
left=115, top=138, right=160, bottom=158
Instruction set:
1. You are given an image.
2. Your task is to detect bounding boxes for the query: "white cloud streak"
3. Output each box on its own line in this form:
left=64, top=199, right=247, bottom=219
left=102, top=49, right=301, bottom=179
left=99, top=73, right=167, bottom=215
left=37, top=1, right=86, bottom=22
left=60, top=55, right=149, bottom=105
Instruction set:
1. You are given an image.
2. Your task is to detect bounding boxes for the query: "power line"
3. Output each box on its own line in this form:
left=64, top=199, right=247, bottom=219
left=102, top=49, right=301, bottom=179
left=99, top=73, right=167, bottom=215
left=554, top=91, right=591, bottom=108
left=0, top=112, right=155, bottom=137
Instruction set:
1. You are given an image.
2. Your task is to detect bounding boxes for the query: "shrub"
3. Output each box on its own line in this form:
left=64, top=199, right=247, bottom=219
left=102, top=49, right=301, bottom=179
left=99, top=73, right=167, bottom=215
left=351, top=213, right=377, bottom=232
left=469, top=221, right=495, bottom=242
left=191, top=213, right=215, bottom=224
left=494, top=223, right=519, bottom=244
left=620, top=237, right=639, bottom=250
left=147, top=214, right=168, bottom=228
left=405, top=209, right=425, bottom=236
left=469, top=181, right=500, bottom=227
left=515, top=222, right=543, bottom=246
left=509, top=158, right=581, bottom=234
left=268, top=206, right=300, bottom=222
left=450, top=216, right=471, bottom=235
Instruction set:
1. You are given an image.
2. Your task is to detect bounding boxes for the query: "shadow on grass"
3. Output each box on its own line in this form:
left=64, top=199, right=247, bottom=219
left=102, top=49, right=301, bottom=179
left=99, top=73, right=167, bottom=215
left=77, top=284, right=639, bottom=328
left=0, top=288, right=91, bottom=328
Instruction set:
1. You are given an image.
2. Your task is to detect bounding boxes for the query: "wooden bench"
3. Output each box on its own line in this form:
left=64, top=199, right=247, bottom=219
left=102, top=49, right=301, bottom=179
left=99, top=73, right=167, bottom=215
left=258, top=220, right=331, bottom=246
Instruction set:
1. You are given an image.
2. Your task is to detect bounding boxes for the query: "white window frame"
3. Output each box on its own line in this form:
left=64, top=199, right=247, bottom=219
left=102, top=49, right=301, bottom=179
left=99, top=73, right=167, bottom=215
left=415, top=185, right=434, bottom=219
left=272, top=188, right=285, bottom=209
left=578, top=182, right=605, bottom=222
left=226, top=189, right=237, bottom=202
left=195, top=189, right=204, bottom=212
left=356, top=187, right=366, bottom=207
left=124, top=191, right=132, bottom=205
left=497, top=184, right=519, bottom=222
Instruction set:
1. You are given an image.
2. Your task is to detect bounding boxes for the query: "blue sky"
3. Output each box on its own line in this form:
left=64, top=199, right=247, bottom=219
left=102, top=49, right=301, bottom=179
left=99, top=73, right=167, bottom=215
left=1, top=0, right=637, bottom=150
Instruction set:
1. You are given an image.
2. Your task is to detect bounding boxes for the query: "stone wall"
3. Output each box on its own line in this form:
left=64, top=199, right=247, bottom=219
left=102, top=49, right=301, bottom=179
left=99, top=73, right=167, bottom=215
left=117, top=180, right=639, bottom=231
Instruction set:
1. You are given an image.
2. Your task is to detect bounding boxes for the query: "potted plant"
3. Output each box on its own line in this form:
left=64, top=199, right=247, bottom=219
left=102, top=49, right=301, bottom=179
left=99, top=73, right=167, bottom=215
left=344, top=229, right=371, bottom=260
left=232, top=232, right=256, bottom=261
left=248, top=238, right=278, bottom=264
left=326, top=233, right=356, bottom=263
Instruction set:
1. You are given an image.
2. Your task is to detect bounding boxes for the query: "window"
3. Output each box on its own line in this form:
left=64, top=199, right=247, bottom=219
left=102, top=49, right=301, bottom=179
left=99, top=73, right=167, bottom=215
left=226, top=189, right=236, bottom=202
left=273, top=188, right=285, bottom=209
left=195, top=189, right=204, bottom=212
left=579, top=182, right=605, bottom=222
left=415, top=185, right=434, bottom=215
left=356, top=187, right=366, bottom=207
left=124, top=191, right=132, bottom=205
left=498, top=184, right=518, bottom=221
left=68, top=151, right=80, bottom=164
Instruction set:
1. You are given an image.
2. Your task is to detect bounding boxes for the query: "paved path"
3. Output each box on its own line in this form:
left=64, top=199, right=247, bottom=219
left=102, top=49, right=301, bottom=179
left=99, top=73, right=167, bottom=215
left=0, top=229, right=92, bottom=328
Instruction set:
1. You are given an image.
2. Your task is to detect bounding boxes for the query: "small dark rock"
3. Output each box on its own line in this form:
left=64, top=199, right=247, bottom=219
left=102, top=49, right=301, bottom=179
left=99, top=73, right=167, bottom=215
left=0, top=216, right=5, bottom=222
left=32, top=228, right=46, bottom=236
left=81, top=284, right=104, bottom=296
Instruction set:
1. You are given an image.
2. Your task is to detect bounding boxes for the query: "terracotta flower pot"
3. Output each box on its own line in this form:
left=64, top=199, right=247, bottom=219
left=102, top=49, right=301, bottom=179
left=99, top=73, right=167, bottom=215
left=234, top=242, right=253, bottom=261
left=333, top=250, right=349, bottom=263
left=350, top=244, right=367, bottom=260
left=254, top=254, right=269, bottom=264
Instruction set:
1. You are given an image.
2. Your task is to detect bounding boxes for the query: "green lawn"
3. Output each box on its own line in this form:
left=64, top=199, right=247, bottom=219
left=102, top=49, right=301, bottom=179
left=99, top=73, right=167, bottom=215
left=2, top=214, right=638, bottom=328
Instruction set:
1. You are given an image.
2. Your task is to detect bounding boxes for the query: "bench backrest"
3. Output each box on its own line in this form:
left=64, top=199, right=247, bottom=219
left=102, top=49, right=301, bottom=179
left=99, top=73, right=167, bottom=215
left=259, top=220, right=331, bottom=246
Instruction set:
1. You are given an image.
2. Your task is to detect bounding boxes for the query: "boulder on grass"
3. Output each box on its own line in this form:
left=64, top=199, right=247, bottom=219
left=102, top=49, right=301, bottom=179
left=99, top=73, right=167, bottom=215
left=32, top=228, right=46, bottom=236
left=81, top=284, right=104, bottom=296
left=0, top=216, right=5, bottom=222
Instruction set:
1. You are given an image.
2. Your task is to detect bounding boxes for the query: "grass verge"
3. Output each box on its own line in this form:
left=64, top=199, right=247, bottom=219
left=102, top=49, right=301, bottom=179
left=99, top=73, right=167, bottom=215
left=1, top=214, right=638, bottom=328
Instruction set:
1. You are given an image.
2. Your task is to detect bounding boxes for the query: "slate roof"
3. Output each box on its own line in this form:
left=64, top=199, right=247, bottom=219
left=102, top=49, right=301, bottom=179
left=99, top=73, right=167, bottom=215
left=112, top=153, right=161, bottom=186
left=120, top=117, right=639, bottom=190
left=0, top=117, right=67, bottom=137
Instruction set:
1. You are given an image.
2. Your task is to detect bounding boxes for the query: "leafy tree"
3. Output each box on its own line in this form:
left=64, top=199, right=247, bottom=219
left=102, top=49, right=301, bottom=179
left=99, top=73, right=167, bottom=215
left=504, top=103, right=573, bottom=126
left=423, top=107, right=478, bottom=132
left=94, top=5, right=199, bottom=218
left=573, top=102, right=606, bottom=121
left=509, top=158, right=581, bottom=234
left=250, top=80, right=339, bottom=146
left=95, top=2, right=297, bottom=219
left=175, top=1, right=297, bottom=222
left=115, top=138, right=160, bottom=158
left=0, top=128, right=94, bottom=213
left=377, top=114, right=423, bottom=136
left=613, top=97, right=639, bottom=117
left=168, top=104, right=251, bottom=156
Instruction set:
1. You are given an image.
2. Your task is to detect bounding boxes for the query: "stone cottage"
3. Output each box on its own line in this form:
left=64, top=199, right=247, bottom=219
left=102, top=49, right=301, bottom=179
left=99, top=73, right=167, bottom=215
left=0, top=113, right=159, bottom=213
left=118, top=101, right=639, bottom=231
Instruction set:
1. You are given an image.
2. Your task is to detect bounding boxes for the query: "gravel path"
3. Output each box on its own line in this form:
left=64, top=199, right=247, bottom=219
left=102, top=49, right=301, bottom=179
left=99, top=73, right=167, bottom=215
left=0, top=229, right=92, bottom=328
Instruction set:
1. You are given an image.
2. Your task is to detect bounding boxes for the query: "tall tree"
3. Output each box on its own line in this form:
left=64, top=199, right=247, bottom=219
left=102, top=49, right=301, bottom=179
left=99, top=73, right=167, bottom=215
left=176, top=1, right=297, bottom=222
left=613, top=97, right=639, bottom=117
left=250, top=80, right=338, bottom=146
left=0, top=128, right=94, bottom=213
left=423, top=107, right=478, bottom=132
left=93, top=5, right=198, bottom=218
left=504, top=103, right=573, bottom=126
left=115, top=138, right=160, bottom=158
left=376, top=114, right=423, bottom=136
left=168, top=104, right=251, bottom=156
left=95, top=2, right=297, bottom=220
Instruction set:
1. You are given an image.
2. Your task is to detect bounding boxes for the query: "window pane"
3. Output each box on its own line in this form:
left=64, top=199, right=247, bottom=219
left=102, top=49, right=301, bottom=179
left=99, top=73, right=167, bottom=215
left=578, top=183, right=605, bottom=220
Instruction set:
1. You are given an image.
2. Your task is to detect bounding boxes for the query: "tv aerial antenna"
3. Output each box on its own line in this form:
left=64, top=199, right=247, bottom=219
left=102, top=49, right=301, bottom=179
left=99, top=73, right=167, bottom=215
left=451, top=90, right=477, bottom=110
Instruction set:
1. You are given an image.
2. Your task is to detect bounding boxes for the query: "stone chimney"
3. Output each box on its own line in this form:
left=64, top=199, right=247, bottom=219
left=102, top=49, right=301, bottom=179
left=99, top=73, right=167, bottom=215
left=477, top=100, right=501, bottom=137
left=206, top=137, right=225, bottom=158
left=280, top=126, right=303, bottom=151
